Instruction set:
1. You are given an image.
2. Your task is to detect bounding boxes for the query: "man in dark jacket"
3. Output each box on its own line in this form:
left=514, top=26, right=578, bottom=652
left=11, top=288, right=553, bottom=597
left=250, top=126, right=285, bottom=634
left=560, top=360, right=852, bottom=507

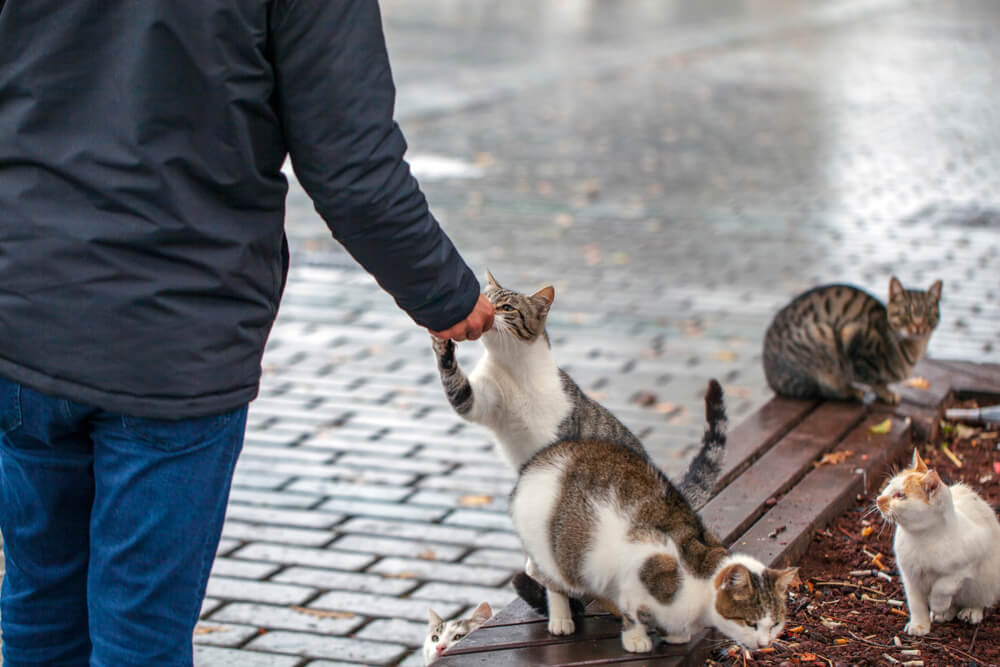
left=0, top=1, right=492, bottom=664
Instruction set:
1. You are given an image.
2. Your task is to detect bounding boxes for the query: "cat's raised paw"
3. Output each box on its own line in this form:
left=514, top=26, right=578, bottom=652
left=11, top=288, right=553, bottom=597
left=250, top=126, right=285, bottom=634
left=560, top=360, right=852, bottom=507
left=958, top=607, right=984, bottom=624
left=621, top=627, right=653, bottom=653
left=548, top=616, right=575, bottom=636
left=430, top=336, right=454, bottom=355
left=904, top=619, right=930, bottom=636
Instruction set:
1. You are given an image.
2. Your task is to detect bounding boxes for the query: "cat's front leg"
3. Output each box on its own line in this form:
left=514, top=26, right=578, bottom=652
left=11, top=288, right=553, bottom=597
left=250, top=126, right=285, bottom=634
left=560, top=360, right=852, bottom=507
left=900, top=569, right=931, bottom=635
left=620, top=610, right=653, bottom=653
left=431, top=336, right=477, bottom=417
left=928, top=575, right=963, bottom=622
left=546, top=588, right=575, bottom=636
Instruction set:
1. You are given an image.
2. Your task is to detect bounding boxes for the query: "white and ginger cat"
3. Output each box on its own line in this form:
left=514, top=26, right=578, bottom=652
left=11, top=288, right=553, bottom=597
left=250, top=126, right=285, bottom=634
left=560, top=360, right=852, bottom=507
left=509, top=380, right=799, bottom=652
left=423, top=602, right=491, bottom=664
left=432, top=271, right=724, bottom=510
left=877, top=450, right=1000, bottom=635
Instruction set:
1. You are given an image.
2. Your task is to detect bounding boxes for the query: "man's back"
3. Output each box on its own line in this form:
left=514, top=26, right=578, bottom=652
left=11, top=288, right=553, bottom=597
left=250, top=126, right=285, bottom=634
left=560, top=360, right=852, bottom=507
left=0, top=0, right=479, bottom=419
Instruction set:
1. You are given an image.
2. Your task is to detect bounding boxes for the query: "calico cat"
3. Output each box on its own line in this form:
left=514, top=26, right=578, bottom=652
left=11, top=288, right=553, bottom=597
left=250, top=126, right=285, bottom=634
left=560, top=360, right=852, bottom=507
left=422, top=602, right=492, bottom=664
left=509, top=380, right=799, bottom=652
left=762, top=277, right=942, bottom=404
left=432, top=271, right=725, bottom=510
left=876, top=450, right=1000, bottom=636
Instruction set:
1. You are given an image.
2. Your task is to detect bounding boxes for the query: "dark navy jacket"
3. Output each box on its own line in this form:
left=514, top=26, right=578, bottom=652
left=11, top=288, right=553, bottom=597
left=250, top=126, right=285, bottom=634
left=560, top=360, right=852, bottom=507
left=0, top=0, right=480, bottom=418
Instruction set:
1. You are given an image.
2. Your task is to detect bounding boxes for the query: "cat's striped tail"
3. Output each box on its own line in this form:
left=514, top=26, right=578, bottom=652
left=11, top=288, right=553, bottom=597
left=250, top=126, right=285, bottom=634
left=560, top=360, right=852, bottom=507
left=679, top=379, right=727, bottom=511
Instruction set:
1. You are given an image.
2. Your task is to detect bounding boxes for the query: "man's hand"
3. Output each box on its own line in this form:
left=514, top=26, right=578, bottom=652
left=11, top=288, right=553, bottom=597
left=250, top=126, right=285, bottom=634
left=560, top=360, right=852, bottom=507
left=430, top=294, right=494, bottom=342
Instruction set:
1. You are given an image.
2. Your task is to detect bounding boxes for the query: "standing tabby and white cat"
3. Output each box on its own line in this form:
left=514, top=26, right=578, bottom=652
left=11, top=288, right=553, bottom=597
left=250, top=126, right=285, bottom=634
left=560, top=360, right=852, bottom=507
left=423, top=602, right=492, bottom=664
left=763, top=277, right=941, bottom=404
left=877, top=450, right=1000, bottom=635
left=432, top=272, right=724, bottom=510
left=509, top=380, right=798, bottom=652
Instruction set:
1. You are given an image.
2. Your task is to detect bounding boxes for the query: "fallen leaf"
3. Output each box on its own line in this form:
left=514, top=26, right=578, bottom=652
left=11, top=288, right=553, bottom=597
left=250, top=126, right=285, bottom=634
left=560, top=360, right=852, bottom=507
left=291, top=606, right=356, bottom=620
left=834, top=638, right=849, bottom=645
left=820, top=619, right=842, bottom=630
left=787, top=626, right=805, bottom=634
left=416, top=548, right=437, bottom=560
left=767, top=525, right=787, bottom=539
left=653, top=401, right=679, bottom=415
left=902, top=376, right=930, bottom=390
left=385, top=572, right=418, bottom=579
left=993, top=461, right=1000, bottom=475
left=861, top=525, right=874, bottom=538
left=459, top=495, right=492, bottom=507
left=632, top=391, right=657, bottom=407
left=712, top=349, right=737, bottom=362
left=815, top=450, right=854, bottom=466
left=554, top=213, right=573, bottom=228
left=194, top=625, right=228, bottom=635
left=872, top=553, right=888, bottom=571
left=799, top=652, right=818, bottom=661
left=869, top=418, right=892, bottom=435
left=583, top=243, right=601, bottom=266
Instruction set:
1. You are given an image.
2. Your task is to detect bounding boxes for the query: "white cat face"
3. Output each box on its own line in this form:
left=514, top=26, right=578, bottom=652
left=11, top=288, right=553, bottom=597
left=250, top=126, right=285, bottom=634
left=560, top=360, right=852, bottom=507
left=877, top=450, right=949, bottom=530
left=422, top=603, right=491, bottom=665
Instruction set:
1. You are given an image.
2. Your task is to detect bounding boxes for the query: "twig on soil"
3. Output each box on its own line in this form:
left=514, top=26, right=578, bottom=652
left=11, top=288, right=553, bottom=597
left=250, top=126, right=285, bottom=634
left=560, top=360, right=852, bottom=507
left=846, top=630, right=895, bottom=649
left=814, top=580, right=889, bottom=596
left=969, top=623, right=980, bottom=655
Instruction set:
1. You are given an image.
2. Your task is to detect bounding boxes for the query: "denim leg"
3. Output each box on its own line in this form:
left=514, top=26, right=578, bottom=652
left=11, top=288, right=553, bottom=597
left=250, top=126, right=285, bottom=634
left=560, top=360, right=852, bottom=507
left=0, top=379, right=95, bottom=667
left=86, top=406, right=247, bottom=667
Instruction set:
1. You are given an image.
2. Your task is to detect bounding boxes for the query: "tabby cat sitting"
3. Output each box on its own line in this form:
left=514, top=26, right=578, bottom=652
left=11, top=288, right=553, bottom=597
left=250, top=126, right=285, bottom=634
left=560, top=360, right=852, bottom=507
left=763, top=277, right=941, bottom=404
left=509, top=380, right=798, bottom=652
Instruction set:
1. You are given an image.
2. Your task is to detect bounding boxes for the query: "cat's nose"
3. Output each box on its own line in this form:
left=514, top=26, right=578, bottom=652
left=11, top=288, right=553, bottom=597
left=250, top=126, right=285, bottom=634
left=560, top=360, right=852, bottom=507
left=437, top=646, right=445, bottom=654
left=876, top=496, right=887, bottom=512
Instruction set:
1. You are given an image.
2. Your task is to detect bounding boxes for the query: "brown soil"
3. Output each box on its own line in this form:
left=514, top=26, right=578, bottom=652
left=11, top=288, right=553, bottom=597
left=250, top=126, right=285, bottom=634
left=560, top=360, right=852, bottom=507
left=712, top=399, right=1000, bottom=667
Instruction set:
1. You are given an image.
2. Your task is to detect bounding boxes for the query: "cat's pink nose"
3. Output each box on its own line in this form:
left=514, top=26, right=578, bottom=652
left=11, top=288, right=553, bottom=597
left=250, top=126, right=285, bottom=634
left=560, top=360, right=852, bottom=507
left=437, top=646, right=445, bottom=655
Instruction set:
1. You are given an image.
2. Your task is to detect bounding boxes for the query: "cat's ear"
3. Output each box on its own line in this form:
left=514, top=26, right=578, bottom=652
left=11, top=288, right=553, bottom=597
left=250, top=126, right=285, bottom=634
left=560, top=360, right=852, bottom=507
left=772, top=567, right=801, bottom=594
left=889, top=276, right=905, bottom=301
left=911, top=448, right=928, bottom=473
left=485, top=270, right=500, bottom=289
left=921, top=469, right=943, bottom=498
left=928, top=279, right=942, bottom=302
left=428, top=608, right=442, bottom=628
left=531, top=286, right=555, bottom=314
left=469, top=601, right=492, bottom=625
left=717, top=564, right=752, bottom=601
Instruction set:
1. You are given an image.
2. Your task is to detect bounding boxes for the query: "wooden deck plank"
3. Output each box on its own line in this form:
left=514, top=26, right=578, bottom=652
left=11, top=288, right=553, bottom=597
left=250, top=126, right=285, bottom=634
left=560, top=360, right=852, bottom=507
left=714, top=397, right=819, bottom=490
left=447, top=613, right=620, bottom=653
left=732, top=412, right=912, bottom=567
left=700, top=401, right=867, bottom=545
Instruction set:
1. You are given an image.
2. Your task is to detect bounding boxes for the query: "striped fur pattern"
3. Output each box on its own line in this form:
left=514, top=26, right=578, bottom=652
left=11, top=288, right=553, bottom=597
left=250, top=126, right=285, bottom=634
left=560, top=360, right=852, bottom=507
left=509, top=382, right=798, bottom=653
left=431, top=272, right=725, bottom=511
left=762, top=277, right=942, bottom=404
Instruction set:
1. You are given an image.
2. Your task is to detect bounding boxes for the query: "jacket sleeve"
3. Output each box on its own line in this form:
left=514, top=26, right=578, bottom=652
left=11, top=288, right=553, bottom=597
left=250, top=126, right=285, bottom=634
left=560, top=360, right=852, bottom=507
left=269, top=0, right=480, bottom=331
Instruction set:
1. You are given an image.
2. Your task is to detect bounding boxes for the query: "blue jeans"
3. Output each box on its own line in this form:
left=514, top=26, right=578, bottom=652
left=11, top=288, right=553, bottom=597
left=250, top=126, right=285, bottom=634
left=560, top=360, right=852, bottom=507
left=0, top=377, right=247, bottom=666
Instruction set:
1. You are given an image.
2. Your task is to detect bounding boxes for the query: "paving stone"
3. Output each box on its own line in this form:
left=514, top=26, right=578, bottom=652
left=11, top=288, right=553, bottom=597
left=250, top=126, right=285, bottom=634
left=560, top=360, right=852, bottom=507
left=236, top=459, right=416, bottom=486
left=461, top=548, right=526, bottom=570
left=194, top=646, right=300, bottom=667
left=307, top=591, right=462, bottom=623
left=232, top=544, right=374, bottom=571
left=231, top=471, right=293, bottom=491
left=225, top=504, right=343, bottom=529
left=440, top=510, right=513, bottom=532
left=200, top=597, right=223, bottom=619
left=206, top=577, right=316, bottom=605
left=271, top=567, right=418, bottom=596
left=367, top=557, right=511, bottom=586
left=222, top=521, right=334, bottom=547
left=228, top=488, right=323, bottom=509
left=192, top=622, right=260, bottom=647
left=245, top=630, right=408, bottom=665
left=209, top=601, right=366, bottom=635
left=210, top=558, right=282, bottom=580
left=285, top=479, right=411, bottom=502
left=317, top=498, right=446, bottom=522
left=336, top=517, right=483, bottom=545
left=405, top=490, right=508, bottom=513
left=354, top=618, right=429, bottom=648
left=331, top=535, right=465, bottom=562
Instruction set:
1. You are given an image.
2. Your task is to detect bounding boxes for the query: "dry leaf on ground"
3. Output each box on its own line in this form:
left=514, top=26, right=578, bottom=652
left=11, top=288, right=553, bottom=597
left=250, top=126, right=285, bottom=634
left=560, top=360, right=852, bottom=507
left=459, top=494, right=492, bottom=507
left=868, top=418, right=892, bottom=435
left=902, top=376, right=930, bottom=389
left=291, top=606, right=356, bottom=620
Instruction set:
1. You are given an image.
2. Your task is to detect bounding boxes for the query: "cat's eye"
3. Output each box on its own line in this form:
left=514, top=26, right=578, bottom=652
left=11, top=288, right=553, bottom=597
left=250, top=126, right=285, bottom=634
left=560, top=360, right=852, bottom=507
left=431, top=635, right=439, bottom=642
left=498, top=304, right=515, bottom=311
left=454, top=633, right=464, bottom=640
left=894, top=491, right=905, bottom=500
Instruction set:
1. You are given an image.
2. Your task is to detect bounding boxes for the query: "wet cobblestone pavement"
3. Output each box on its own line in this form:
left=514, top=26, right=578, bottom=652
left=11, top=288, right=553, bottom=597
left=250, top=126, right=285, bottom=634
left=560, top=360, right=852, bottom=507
left=195, top=1, right=998, bottom=665
left=3, top=1, right=998, bottom=666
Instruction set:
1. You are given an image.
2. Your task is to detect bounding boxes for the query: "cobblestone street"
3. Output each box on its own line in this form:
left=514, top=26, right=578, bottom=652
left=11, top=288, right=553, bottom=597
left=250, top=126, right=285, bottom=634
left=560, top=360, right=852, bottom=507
left=3, top=0, right=999, bottom=665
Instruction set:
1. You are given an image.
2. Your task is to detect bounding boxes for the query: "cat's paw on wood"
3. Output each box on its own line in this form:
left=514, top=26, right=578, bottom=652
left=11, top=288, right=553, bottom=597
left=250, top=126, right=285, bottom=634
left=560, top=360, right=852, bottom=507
left=958, top=607, right=984, bottom=624
left=548, top=616, right=575, bottom=636
left=664, top=631, right=691, bottom=644
left=904, top=619, right=930, bottom=636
